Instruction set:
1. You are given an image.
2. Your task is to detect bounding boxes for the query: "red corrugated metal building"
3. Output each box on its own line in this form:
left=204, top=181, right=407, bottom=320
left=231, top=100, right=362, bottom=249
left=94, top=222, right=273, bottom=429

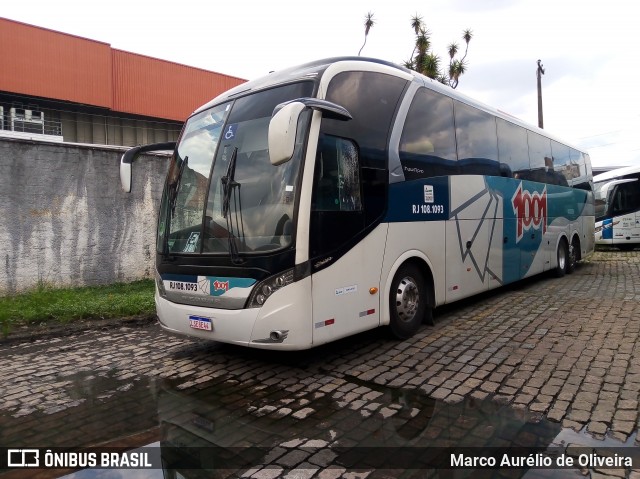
left=0, top=17, right=246, bottom=145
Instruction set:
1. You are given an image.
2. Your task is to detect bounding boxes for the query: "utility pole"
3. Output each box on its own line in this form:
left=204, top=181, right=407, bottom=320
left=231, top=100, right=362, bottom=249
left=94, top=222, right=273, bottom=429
left=537, top=59, right=545, bottom=129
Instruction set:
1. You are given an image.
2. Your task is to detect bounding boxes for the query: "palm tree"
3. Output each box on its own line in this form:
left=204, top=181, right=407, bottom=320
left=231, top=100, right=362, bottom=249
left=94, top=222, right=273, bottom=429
left=421, top=53, right=441, bottom=80
left=406, top=16, right=472, bottom=89
left=448, top=59, right=466, bottom=89
left=357, top=12, right=472, bottom=89
left=410, top=14, right=423, bottom=35
left=447, top=29, right=472, bottom=89
left=358, top=12, right=375, bottom=56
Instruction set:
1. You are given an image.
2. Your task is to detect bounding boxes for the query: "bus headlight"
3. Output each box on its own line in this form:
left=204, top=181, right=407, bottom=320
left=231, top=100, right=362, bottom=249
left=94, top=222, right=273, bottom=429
left=247, top=269, right=294, bottom=308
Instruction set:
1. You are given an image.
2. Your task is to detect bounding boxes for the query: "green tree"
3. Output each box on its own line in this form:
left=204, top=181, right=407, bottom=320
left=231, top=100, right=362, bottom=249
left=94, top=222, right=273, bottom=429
left=361, top=13, right=472, bottom=89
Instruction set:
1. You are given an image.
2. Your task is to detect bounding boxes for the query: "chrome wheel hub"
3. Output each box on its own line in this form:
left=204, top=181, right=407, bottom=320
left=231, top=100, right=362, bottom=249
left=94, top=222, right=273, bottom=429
left=395, top=276, right=419, bottom=322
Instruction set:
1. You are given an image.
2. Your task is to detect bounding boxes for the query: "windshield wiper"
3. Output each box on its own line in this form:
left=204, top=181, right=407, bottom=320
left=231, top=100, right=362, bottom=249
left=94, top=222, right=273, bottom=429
left=220, top=147, right=245, bottom=264
left=221, top=147, right=238, bottom=218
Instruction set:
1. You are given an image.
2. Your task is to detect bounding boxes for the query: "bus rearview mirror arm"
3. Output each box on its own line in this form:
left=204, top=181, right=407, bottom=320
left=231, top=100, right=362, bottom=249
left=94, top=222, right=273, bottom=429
left=120, top=141, right=176, bottom=192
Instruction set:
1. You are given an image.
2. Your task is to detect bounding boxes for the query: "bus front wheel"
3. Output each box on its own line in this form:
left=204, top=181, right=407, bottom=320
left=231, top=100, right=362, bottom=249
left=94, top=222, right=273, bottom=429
left=389, top=264, right=428, bottom=339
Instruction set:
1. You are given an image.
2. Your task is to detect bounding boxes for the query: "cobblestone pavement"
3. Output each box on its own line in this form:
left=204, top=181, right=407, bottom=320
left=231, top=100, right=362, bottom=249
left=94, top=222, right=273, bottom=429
left=1, top=250, right=639, bottom=478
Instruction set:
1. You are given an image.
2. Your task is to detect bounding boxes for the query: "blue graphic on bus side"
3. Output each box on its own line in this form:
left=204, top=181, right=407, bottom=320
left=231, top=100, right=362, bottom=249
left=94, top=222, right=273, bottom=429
left=602, top=218, right=613, bottom=240
left=384, top=175, right=589, bottom=285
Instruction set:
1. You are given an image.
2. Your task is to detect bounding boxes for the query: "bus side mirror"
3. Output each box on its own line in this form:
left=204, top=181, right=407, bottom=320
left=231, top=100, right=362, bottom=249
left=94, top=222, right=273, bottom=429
left=268, top=102, right=306, bottom=166
left=120, top=160, right=132, bottom=193
left=119, top=142, right=176, bottom=192
left=120, top=146, right=142, bottom=193
left=268, top=98, right=352, bottom=166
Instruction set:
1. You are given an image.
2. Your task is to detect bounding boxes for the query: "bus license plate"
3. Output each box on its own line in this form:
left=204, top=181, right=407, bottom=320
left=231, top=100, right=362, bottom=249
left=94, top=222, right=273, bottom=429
left=189, top=316, right=213, bottom=331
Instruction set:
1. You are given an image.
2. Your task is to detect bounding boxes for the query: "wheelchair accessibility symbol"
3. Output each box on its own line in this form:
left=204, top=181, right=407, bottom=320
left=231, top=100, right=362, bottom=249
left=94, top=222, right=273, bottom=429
left=224, top=124, right=238, bottom=140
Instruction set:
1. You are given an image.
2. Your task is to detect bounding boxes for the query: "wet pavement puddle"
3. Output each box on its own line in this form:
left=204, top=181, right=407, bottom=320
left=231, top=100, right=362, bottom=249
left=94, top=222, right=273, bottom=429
left=1, top=366, right=638, bottom=478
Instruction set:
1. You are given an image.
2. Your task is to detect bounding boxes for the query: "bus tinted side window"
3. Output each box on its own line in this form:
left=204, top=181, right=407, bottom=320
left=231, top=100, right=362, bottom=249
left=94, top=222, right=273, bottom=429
left=611, top=182, right=640, bottom=217
left=399, top=87, right=457, bottom=180
left=527, top=131, right=552, bottom=183
left=571, top=149, right=592, bottom=190
left=312, top=136, right=362, bottom=212
left=323, top=71, right=407, bottom=169
left=454, top=101, right=500, bottom=176
left=322, top=70, right=407, bottom=226
left=310, top=70, right=407, bottom=258
left=496, top=119, right=529, bottom=179
left=549, top=140, right=570, bottom=186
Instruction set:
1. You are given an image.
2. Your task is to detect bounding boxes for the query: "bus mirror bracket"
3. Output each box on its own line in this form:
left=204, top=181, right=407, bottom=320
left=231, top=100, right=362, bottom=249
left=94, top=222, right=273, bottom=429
left=269, top=98, right=352, bottom=166
left=120, top=141, right=176, bottom=192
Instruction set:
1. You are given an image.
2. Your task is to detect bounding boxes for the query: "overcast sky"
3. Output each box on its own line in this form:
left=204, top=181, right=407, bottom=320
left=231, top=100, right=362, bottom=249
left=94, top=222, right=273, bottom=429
left=4, top=0, right=637, bottom=167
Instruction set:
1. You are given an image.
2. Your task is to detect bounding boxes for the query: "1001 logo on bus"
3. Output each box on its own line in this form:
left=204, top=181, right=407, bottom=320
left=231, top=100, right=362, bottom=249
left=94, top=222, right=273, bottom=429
left=512, top=183, right=547, bottom=242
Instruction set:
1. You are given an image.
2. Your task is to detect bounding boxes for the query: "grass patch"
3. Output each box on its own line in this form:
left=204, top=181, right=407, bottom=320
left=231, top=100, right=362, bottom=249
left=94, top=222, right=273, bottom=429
left=0, top=280, right=155, bottom=337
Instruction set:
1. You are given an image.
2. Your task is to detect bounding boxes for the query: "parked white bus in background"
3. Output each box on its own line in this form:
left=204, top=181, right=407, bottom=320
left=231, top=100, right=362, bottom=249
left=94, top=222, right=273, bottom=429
left=120, top=57, right=594, bottom=350
left=594, top=164, right=640, bottom=250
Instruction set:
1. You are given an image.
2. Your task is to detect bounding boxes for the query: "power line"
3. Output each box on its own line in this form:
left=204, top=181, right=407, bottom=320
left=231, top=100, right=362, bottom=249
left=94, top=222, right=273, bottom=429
left=575, top=129, right=622, bottom=140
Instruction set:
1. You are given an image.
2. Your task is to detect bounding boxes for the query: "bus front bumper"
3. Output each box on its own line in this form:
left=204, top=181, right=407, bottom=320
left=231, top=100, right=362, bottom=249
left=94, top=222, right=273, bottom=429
left=155, top=276, right=313, bottom=350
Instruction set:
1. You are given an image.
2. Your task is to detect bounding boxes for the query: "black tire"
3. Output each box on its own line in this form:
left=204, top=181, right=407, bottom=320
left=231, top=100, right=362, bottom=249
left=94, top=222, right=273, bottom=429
left=566, top=238, right=578, bottom=274
left=554, top=239, right=568, bottom=278
left=389, top=264, right=427, bottom=339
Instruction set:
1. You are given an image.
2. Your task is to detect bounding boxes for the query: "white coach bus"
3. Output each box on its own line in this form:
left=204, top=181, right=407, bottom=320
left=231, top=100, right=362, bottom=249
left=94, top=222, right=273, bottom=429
left=120, top=57, right=594, bottom=350
left=594, top=164, right=640, bottom=249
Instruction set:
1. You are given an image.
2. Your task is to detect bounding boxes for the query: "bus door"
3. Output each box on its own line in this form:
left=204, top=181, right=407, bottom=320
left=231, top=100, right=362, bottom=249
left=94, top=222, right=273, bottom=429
left=596, top=178, right=639, bottom=244
left=608, top=179, right=640, bottom=243
left=308, top=135, right=384, bottom=345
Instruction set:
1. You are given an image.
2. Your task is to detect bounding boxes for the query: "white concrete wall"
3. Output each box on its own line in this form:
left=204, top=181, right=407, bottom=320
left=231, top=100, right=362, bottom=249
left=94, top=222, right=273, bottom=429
left=0, top=137, right=170, bottom=294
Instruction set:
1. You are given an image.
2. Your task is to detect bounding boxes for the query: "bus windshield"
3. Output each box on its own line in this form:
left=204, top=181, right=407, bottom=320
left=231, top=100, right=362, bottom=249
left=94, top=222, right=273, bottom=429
left=159, top=82, right=313, bottom=256
left=593, top=177, right=639, bottom=221
left=593, top=180, right=608, bottom=220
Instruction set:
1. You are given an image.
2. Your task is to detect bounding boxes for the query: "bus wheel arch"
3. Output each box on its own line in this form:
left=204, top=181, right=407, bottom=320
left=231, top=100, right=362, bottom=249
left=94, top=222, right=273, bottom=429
left=386, top=256, right=435, bottom=340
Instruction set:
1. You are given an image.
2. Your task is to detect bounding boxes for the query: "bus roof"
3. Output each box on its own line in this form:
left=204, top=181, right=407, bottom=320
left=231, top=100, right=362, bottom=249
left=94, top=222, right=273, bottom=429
left=193, top=56, right=587, bottom=154
left=593, top=164, right=640, bottom=183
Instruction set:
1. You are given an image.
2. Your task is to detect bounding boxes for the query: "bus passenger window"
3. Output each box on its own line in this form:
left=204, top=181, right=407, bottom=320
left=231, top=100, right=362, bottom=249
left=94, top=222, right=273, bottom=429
left=497, top=119, right=529, bottom=178
left=399, top=88, right=457, bottom=179
left=312, top=136, right=362, bottom=212
left=527, top=131, right=552, bottom=184
left=454, top=101, right=500, bottom=176
left=551, top=141, right=572, bottom=185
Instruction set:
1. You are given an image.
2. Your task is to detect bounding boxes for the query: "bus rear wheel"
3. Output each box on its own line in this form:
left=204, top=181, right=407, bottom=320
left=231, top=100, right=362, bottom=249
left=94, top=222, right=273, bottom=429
left=554, top=239, right=568, bottom=277
left=567, top=237, right=579, bottom=274
left=389, top=264, right=427, bottom=339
